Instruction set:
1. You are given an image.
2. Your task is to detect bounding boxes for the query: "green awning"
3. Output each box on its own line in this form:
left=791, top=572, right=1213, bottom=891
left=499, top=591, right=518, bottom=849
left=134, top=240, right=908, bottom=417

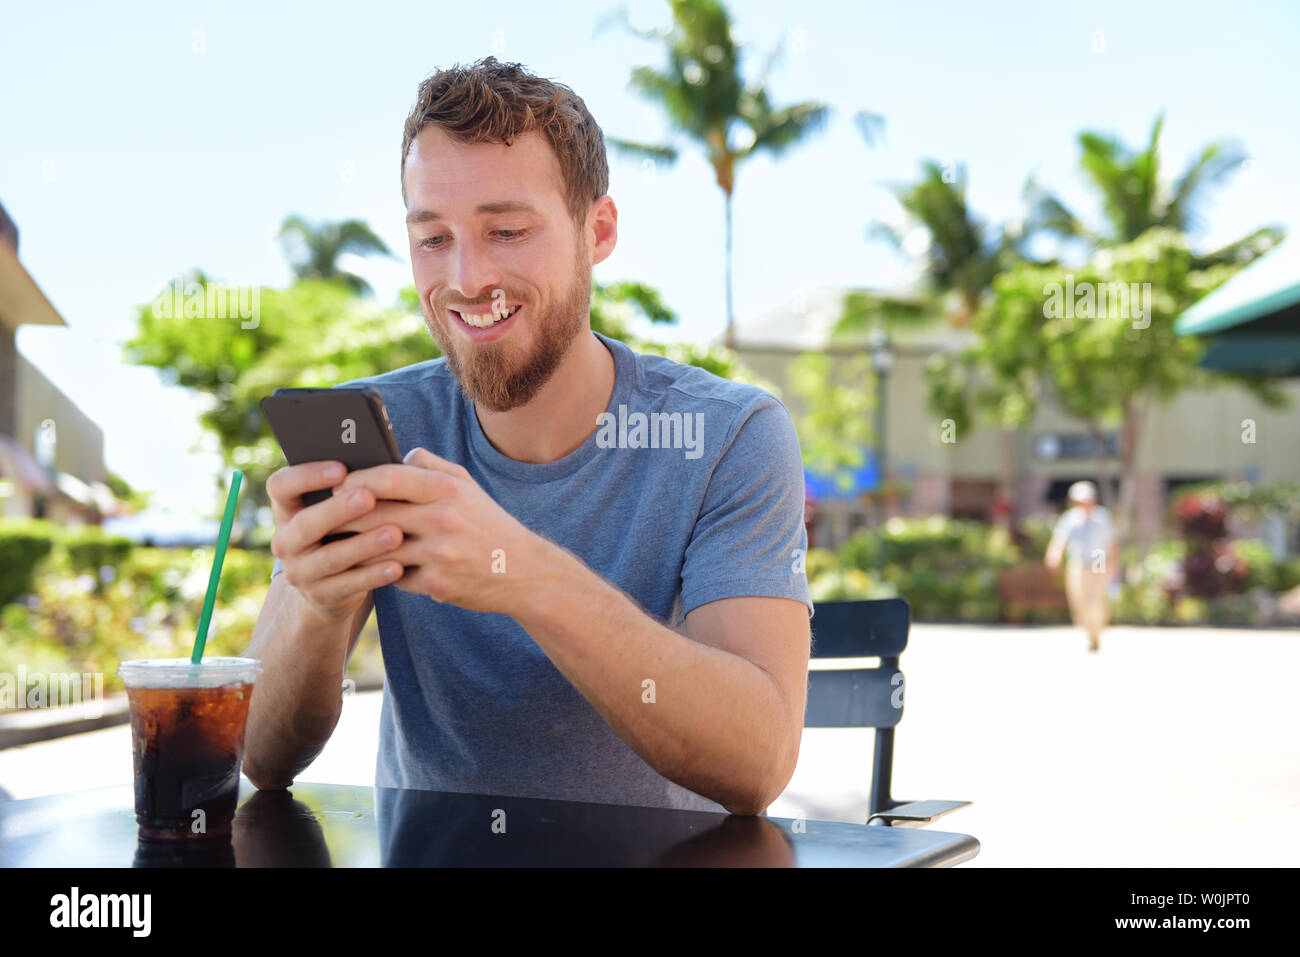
left=1175, top=239, right=1300, bottom=376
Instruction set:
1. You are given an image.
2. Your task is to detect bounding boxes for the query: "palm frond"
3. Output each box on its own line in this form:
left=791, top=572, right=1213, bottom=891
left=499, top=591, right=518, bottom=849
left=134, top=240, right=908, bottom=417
left=1192, top=224, right=1285, bottom=269
left=746, top=101, right=831, bottom=159
left=832, top=290, right=932, bottom=339
left=853, top=109, right=886, bottom=149
left=606, top=137, right=680, bottom=164
left=866, top=221, right=904, bottom=250
left=336, top=220, right=393, bottom=259
left=1166, top=139, right=1247, bottom=233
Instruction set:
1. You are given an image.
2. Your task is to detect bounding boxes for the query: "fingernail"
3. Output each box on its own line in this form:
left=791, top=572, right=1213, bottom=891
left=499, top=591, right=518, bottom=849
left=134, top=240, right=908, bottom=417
left=377, top=530, right=396, bottom=547
left=325, top=464, right=344, bottom=480
left=383, top=565, right=399, bottom=579
left=350, top=490, right=368, bottom=508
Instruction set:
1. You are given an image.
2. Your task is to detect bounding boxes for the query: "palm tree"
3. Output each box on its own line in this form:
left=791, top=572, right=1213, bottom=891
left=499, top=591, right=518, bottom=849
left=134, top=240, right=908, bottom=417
left=597, top=0, right=832, bottom=347
left=277, top=215, right=393, bottom=296
left=832, top=150, right=1037, bottom=523
left=874, top=161, right=1027, bottom=325
left=1023, top=113, right=1282, bottom=525
left=1024, top=112, right=1278, bottom=265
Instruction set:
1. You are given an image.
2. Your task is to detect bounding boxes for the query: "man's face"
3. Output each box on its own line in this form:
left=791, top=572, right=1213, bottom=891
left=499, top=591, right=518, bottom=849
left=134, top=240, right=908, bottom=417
left=403, top=126, right=591, bottom=412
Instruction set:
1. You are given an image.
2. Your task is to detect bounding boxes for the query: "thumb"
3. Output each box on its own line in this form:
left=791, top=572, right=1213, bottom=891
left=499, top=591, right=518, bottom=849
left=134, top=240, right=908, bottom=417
left=404, top=446, right=467, bottom=478
left=404, top=447, right=438, bottom=468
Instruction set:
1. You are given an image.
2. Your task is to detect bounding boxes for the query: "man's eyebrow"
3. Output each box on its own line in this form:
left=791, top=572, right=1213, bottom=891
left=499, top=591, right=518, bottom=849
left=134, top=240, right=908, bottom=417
left=406, top=201, right=541, bottom=225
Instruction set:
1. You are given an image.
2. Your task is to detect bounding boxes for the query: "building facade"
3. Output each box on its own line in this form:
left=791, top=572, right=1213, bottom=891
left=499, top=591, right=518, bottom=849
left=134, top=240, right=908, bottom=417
left=729, top=286, right=1300, bottom=552
left=0, top=198, right=116, bottom=524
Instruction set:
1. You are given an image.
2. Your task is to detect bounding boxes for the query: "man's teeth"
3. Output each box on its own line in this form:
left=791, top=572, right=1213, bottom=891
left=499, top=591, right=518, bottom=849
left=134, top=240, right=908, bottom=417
left=458, top=305, right=521, bottom=328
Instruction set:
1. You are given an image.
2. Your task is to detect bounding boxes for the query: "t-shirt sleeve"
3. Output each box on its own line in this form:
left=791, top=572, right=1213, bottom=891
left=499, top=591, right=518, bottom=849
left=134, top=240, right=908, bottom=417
left=678, top=393, right=813, bottom=620
left=1049, top=511, right=1072, bottom=548
left=1098, top=507, right=1116, bottom=544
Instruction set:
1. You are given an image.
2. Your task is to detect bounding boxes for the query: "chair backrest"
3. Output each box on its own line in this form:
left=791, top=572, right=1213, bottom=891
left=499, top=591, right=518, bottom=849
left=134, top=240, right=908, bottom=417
left=805, top=597, right=909, bottom=731
left=804, top=597, right=911, bottom=815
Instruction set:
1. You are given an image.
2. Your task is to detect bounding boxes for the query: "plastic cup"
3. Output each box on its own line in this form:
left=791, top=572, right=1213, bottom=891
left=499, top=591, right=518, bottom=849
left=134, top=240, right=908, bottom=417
left=118, top=657, right=262, bottom=841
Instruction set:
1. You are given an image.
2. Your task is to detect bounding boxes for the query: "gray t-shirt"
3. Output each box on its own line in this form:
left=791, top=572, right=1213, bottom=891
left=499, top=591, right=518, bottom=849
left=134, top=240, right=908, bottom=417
left=271, top=331, right=812, bottom=812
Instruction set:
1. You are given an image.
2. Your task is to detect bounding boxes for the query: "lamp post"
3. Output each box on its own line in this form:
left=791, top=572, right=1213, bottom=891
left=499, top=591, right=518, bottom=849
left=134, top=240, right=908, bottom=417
left=867, top=327, right=894, bottom=511
left=34, top=418, right=56, bottom=520
left=35, top=418, right=57, bottom=470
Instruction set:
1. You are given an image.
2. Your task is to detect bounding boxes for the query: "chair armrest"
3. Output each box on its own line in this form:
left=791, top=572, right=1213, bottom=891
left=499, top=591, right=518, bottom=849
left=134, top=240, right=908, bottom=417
left=867, top=799, right=971, bottom=828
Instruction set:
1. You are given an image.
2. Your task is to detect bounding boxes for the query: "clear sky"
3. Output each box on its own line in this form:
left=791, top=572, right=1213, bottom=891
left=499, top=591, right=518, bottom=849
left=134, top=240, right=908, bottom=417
left=4, top=0, right=1298, bottom=517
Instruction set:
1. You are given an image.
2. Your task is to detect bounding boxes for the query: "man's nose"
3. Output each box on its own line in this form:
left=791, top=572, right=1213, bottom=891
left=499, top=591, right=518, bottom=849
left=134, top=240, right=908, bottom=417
left=449, top=234, right=502, bottom=302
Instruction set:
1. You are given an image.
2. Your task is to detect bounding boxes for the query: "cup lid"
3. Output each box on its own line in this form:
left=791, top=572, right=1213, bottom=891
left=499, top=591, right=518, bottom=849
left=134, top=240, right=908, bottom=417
left=117, top=656, right=262, bottom=689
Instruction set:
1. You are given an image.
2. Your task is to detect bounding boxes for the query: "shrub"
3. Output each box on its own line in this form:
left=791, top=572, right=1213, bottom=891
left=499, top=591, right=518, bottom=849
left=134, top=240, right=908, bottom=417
left=1172, top=596, right=1208, bottom=624
left=1015, top=515, right=1056, bottom=561
left=1233, top=539, right=1277, bottom=592
left=0, top=519, right=59, bottom=606
left=835, top=517, right=1013, bottom=621
left=808, top=567, right=895, bottom=602
left=2, top=545, right=355, bottom=700
left=1207, top=593, right=1262, bottom=626
left=803, top=547, right=839, bottom=582
left=59, top=527, right=135, bottom=594
left=1274, top=557, right=1300, bottom=593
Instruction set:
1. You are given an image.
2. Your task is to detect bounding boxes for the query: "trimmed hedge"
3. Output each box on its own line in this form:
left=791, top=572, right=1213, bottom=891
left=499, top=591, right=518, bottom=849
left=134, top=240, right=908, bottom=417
left=0, top=520, right=60, bottom=606
left=830, top=517, right=1021, bottom=622
left=0, top=520, right=135, bottom=603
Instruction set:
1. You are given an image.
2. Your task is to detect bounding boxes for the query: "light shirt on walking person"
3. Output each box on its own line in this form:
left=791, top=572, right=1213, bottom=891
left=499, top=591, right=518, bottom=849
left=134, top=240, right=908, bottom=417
left=1050, top=505, right=1116, bottom=568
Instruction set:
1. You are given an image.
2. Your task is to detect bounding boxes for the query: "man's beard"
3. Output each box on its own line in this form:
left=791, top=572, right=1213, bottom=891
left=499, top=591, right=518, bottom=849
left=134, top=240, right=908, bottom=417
left=423, top=253, right=590, bottom=413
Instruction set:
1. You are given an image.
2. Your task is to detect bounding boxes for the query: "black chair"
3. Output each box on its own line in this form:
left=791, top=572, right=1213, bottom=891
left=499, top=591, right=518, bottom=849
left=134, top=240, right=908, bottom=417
left=805, top=597, right=972, bottom=828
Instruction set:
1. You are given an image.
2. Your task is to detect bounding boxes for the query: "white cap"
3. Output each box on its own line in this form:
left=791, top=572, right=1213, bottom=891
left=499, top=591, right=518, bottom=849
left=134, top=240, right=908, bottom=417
left=1067, top=481, right=1097, bottom=504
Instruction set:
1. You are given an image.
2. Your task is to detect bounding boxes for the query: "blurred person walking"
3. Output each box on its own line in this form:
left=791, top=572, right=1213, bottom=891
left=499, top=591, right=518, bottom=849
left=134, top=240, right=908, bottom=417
left=1045, top=481, right=1119, bottom=652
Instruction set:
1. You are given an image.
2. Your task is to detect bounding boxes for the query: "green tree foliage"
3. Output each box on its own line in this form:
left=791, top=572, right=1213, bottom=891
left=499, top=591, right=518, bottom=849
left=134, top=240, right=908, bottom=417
left=786, top=352, right=875, bottom=492
left=105, top=469, right=152, bottom=513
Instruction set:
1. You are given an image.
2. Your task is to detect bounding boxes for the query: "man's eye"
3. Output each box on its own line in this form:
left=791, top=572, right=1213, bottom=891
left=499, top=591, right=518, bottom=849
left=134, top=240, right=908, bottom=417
left=419, top=230, right=526, bottom=250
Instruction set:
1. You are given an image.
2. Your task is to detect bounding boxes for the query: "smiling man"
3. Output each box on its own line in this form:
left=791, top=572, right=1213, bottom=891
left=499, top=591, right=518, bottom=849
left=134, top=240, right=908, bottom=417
left=245, top=57, right=813, bottom=815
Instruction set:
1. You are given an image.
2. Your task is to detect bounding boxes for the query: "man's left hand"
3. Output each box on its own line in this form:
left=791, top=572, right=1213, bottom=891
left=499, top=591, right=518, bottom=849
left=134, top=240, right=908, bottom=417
left=330, top=447, right=544, bottom=613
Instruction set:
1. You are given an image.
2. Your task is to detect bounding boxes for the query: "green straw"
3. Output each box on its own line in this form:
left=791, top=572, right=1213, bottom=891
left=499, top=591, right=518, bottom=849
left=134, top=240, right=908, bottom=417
left=191, top=469, right=244, bottom=664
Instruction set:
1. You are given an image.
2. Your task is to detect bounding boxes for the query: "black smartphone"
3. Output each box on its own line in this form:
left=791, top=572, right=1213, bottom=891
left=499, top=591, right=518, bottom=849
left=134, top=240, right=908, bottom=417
left=261, top=387, right=404, bottom=543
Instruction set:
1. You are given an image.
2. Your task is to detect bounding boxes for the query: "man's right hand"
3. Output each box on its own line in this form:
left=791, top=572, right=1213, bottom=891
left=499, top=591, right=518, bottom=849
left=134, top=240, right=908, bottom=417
left=267, top=460, right=405, bottom=623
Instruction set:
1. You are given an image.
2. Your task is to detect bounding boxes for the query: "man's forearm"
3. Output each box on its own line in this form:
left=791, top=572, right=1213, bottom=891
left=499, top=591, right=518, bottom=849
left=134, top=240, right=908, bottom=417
left=242, top=583, right=357, bottom=788
left=507, top=540, right=794, bottom=815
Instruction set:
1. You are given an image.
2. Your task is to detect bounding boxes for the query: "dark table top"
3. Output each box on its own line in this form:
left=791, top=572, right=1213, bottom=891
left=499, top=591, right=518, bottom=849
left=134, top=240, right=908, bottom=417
left=0, top=781, right=980, bottom=867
